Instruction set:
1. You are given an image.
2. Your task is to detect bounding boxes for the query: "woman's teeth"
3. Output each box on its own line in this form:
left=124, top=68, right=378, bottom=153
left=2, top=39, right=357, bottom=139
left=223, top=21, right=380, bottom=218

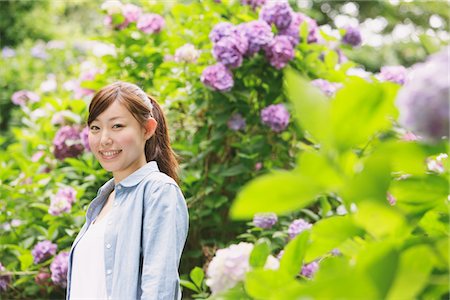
left=101, top=150, right=122, bottom=158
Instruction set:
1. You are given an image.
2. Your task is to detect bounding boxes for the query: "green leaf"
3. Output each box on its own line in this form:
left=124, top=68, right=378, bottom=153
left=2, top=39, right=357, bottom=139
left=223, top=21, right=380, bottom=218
left=387, top=245, right=435, bottom=300
left=245, top=269, right=296, bottom=299
left=180, top=279, right=200, bottom=293
left=249, top=238, right=271, bottom=269
left=285, top=69, right=331, bottom=144
left=230, top=171, right=321, bottom=219
left=390, top=175, right=449, bottom=214
left=294, top=151, right=343, bottom=191
left=190, top=266, right=204, bottom=289
left=353, top=201, right=408, bottom=239
left=330, top=79, right=398, bottom=151
left=19, top=252, right=33, bottom=271
left=306, top=216, right=363, bottom=261
left=356, top=241, right=399, bottom=299
left=287, top=257, right=380, bottom=299
left=373, top=141, right=427, bottom=175
left=419, top=33, right=442, bottom=54
left=341, top=152, right=391, bottom=205
left=280, top=230, right=310, bottom=277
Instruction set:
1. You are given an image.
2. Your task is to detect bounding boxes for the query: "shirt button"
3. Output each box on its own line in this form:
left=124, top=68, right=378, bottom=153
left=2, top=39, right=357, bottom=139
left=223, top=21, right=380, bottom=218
left=117, top=185, right=122, bottom=190
left=106, top=243, right=111, bottom=249
left=106, top=269, right=112, bottom=275
left=113, top=202, right=118, bottom=207
left=107, top=220, right=112, bottom=225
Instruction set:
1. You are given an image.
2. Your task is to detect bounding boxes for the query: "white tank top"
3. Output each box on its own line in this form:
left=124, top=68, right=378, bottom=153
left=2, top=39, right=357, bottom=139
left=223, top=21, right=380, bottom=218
left=70, top=213, right=109, bottom=299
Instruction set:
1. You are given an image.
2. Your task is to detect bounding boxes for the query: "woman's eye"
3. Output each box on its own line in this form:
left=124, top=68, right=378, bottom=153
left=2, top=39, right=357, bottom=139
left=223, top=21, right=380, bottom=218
left=90, top=125, right=99, bottom=131
left=113, top=124, right=123, bottom=128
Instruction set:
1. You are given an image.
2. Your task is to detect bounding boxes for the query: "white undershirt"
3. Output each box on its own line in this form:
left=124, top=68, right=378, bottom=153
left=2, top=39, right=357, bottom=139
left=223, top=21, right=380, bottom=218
left=70, top=213, right=109, bottom=300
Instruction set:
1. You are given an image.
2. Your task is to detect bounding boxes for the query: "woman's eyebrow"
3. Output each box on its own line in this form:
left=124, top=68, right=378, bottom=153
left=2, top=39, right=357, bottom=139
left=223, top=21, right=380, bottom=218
left=93, top=116, right=125, bottom=122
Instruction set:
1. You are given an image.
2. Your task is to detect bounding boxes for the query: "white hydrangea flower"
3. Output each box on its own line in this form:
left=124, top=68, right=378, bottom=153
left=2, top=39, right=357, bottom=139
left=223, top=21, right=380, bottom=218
left=174, top=43, right=199, bottom=63
left=101, top=0, right=123, bottom=15
left=205, top=242, right=279, bottom=294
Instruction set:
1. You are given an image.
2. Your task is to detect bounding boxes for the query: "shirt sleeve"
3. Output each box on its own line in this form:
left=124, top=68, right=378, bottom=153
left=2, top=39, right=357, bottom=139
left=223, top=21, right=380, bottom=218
left=140, top=182, right=189, bottom=300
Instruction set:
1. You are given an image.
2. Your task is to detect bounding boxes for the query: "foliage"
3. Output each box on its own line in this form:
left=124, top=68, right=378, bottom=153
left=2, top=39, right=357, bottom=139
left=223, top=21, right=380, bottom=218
left=0, top=0, right=448, bottom=299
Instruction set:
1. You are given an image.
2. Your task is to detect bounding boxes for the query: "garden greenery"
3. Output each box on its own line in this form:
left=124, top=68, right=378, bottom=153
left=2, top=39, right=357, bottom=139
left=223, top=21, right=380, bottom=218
left=0, top=1, right=448, bottom=299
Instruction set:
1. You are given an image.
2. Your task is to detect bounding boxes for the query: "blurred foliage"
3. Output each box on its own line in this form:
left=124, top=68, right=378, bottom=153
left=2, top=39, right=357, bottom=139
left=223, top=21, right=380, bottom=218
left=0, top=0, right=448, bottom=299
left=0, top=0, right=104, bottom=48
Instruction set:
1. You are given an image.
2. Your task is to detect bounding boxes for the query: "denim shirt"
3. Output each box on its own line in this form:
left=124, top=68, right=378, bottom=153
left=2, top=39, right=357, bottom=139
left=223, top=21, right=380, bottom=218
left=66, top=161, right=189, bottom=300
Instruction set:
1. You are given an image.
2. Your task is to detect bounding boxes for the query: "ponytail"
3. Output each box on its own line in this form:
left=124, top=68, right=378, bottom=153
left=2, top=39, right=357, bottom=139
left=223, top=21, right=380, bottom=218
left=145, top=95, right=180, bottom=184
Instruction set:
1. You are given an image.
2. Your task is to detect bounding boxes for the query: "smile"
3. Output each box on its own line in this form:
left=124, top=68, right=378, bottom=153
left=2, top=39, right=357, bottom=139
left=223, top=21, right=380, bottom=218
left=99, top=150, right=122, bottom=159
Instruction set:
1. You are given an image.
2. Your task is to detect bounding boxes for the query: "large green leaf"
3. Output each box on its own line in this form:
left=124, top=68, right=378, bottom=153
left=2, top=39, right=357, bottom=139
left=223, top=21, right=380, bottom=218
left=249, top=238, right=271, bottom=269
left=279, top=230, right=310, bottom=277
left=356, top=241, right=399, bottom=299
left=353, top=201, right=408, bottom=239
left=390, top=175, right=449, bottom=214
left=245, top=269, right=296, bottom=299
left=341, top=152, right=392, bottom=205
left=285, top=69, right=331, bottom=144
left=230, top=171, right=322, bottom=219
left=305, top=216, right=364, bottom=261
left=386, top=245, right=435, bottom=300
left=330, top=78, right=398, bottom=151
left=281, top=257, right=380, bottom=299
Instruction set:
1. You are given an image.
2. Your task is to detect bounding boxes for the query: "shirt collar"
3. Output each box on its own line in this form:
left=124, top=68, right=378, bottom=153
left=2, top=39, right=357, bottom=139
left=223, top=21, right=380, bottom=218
left=98, top=161, right=160, bottom=193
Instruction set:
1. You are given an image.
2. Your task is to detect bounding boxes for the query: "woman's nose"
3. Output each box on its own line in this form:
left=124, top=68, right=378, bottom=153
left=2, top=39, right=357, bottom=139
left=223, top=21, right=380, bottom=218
left=100, top=131, right=113, bottom=146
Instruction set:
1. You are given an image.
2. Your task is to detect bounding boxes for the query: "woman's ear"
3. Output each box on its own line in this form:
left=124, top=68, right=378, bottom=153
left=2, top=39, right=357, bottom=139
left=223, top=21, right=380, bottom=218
left=144, top=118, right=157, bottom=140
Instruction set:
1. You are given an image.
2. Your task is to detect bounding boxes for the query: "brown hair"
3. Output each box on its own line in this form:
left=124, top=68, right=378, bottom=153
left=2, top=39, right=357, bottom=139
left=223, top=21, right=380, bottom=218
left=87, top=81, right=180, bottom=184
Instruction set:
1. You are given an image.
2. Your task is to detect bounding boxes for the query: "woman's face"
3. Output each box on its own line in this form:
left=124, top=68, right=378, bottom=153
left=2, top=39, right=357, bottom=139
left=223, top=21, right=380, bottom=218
left=88, top=100, right=156, bottom=182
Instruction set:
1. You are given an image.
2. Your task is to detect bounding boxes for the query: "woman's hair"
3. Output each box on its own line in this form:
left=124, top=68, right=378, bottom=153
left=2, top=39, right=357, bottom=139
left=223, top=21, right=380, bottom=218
left=87, top=81, right=180, bottom=184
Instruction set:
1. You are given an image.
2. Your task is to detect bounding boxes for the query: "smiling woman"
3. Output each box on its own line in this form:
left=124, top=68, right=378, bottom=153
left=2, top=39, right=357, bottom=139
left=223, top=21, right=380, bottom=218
left=66, top=81, right=189, bottom=300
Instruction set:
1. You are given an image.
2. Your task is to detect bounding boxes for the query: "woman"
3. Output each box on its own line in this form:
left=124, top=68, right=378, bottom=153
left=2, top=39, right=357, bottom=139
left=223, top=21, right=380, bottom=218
left=66, top=82, right=189, bottom=300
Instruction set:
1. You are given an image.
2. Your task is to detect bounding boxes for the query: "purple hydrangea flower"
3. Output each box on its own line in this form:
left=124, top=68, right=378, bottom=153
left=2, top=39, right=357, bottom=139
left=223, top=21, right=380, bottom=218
left=279, top=12, right=320, bottom=46
left=300, top=261, right=319, bottom=278
left=264, top=35, right=295, bottom=69
left=80, top=126, right=91, bottom=152
left=122, top=3, right=142, bottom=24
left=0, top=262, right=11, bottom=292
left=209, top=22, right=236, bottom=43
left=261, top=103, right=290, bottom=132
left=259, top=1, right=293, bottom=30
left=50, top=252, right=69, bottom=288
left=31, top=43, right=48, bottom=60
left=212, top=33, right=248, bottom=68
left=377, top=66, right=408, bottom=85
left=396, top=48, right=449, bottom=142
left=241, top=0, right=266, bottom=9
left=32, top=240, right=57, bottom=264
left=227, top=113, right=246, bottom=131
left=52, top=126, right=84, bottom=160
left=311, top=79, right=343, bottom=97
left=288, top=218, right=312, bottom=239
left=237, top=21, right=274, bottom=56
left=11, top=90, right=40, bottom=106
left=48, top=186, right=77, bottom=216
left=2, top=47, right=16, bottom=58
left=253, top=213, right=278, bottom=229
left=201, top=63, right=234, bottom=92
left=342, top=26, right=362, bottom=46
left=137, top=13, right=165, bottom=34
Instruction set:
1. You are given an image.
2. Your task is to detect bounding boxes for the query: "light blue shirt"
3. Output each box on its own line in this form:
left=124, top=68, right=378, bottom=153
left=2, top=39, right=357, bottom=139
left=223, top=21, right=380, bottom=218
left=66, top=161, right=189, bottom=300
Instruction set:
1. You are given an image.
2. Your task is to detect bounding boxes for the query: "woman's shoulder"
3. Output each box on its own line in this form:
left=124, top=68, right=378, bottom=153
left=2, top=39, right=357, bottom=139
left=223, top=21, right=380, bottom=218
left=140, top=170, right=179, bottom=192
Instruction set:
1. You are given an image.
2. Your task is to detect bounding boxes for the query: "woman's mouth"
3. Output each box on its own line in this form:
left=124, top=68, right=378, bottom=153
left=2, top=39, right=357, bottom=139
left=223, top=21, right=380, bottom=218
left=99, top=150, right=122, bottom=160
